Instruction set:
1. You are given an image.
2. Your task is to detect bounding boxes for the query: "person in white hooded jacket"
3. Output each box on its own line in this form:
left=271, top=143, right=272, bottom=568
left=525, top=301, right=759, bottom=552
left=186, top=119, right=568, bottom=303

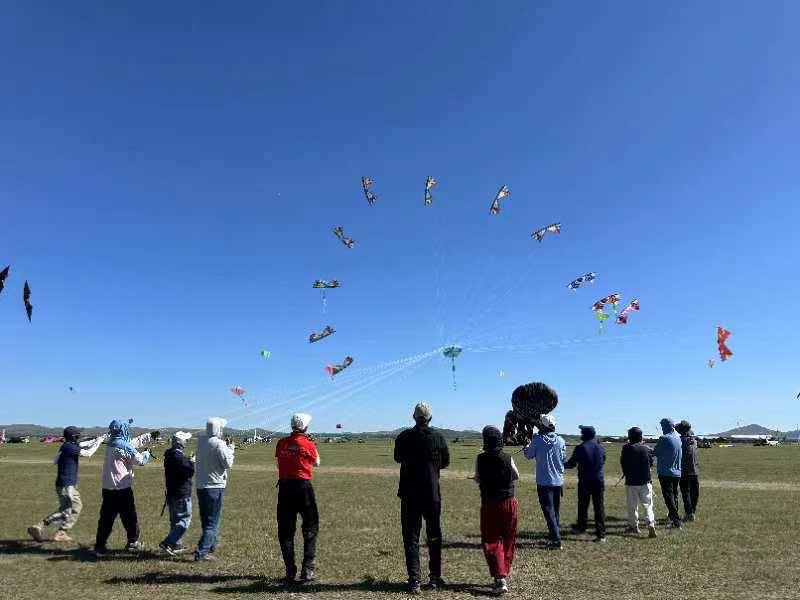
left=194, top=417, right=235, bottom=561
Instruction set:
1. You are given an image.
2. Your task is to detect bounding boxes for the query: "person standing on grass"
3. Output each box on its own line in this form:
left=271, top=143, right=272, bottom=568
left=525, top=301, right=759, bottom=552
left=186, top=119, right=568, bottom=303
left=565, top=425, right=606, bottom=543
left=654, top=418, right=682, bottom=529
left=159, top=431, right=194, bottom=556
left=27, top=426, right=104, bottom=543
left=275, top=412, right=320, bottom=585
left=675, top=420, right=700, bottom=522
left=194, top=417, right=235, bottom=561
left=473, top=425, right=519, bottom=596
left=621, top=427, right=657, bottom=538
left=394, top=402, right=450, bottom=595
left=94, top=420, right=151, bottom=554
left=523, top=414, right=566, bottom=549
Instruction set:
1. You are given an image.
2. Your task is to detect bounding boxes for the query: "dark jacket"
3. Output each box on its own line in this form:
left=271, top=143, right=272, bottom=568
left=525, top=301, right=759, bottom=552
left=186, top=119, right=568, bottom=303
left=164, top=446, right=195, bottom=499
left=476, top=450, right=516, bottom=501
left=680, top=434, right=700, bottom=476
left=620, top=442, right=653, bottom=486
left=394, top=425, right=450, bottom=503
left=565, top=439, right=605, bottom=484
left=55, top=441, right=81, bottom=488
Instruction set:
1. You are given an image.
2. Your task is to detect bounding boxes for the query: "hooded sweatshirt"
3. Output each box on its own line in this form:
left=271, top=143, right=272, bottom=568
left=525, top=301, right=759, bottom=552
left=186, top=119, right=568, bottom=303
left=565, top=428, right=605, bottom=484
left=195, top=418, right=235, bottom=489
left=523, top=430, right=566, bottom=487
left=654, top=419, right=682, bottom=477
left=101, top=420, right=150, bottom=490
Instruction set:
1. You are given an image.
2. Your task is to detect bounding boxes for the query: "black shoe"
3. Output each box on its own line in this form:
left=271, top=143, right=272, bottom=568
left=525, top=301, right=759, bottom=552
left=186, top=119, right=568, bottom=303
left=426, top=576, right=447, bottom=590
left=408, top=580, right=422, bottom=595
left=569, top=524, right=586, bottom=533
left=299, top=568, right=316, bottom=583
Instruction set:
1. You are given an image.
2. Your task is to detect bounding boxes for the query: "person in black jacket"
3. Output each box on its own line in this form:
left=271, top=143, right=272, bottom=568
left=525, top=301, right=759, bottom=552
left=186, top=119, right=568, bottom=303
left=160, top=431, right=195, bottom=555
left=675, top=420, right=700, bottom=522
left=620, top=427, right=657, bottom=538
left=394, top=403, right=450, bottom=595
left=473, top=426, right=519, bottom=595
left=565, top=425, right=606, bottom=542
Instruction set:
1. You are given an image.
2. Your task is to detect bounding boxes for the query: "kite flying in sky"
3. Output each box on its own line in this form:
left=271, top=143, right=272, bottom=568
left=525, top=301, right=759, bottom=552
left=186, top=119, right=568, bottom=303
left=531, top=223, right=561, bottom=242
left=260, top=350, right=271, bottom=359
left=309, top=326, right=335, bottom=343
left=442, top=345, right=462, bottom=390
left=568, top=272, right=597, bottom=291
left=361, top=177, right=377, bottom=205
left=592, top=293, right=620, bottom=334
left=717, top=326, right=733, bottom=362
left=336, top=423, right=343, bottom=429
left=313, top=280, right=340, bottom=289
left=489, top=185, right=510, bottom=215
left=424, top=176, right=437, bottom=205
left=326, top=356, right=354, bottom=379
left=0, top=265, right=8, bottom=295
left=230, top=386, right=247, bottom=407
left=333, top=226, right=355, bottom=249
left=23, top=281, right=32, bottom=322
left=616, top=299, right=640, bottom=325
left=708, top=359, right=716, bottom=368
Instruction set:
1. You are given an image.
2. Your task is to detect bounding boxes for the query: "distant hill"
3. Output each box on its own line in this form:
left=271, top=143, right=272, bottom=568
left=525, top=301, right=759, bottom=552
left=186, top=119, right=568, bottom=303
left=715, top=424, right=783, bottom=437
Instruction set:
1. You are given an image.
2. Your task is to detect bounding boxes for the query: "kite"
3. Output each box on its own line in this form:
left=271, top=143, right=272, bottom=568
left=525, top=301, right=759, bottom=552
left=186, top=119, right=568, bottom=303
left=326, top=356, right=353, bottom=379
left=616, top=299, right=640, bottom=325
left=499, top=369, right=506, bottom=378
left=68, top=386, right=75, bottom=393
left=336, top=423, right=343, bottom=429
left=23, top=281, right=32, bottom=322
left=442, top=345, right=462, bottom=390
left=361, top=177, right=377, bottom=205
left=0, top=265, right=8, bottom=295
left=717, top=326, right=733, bottom=362
left=489, top=185, right=510, bottom=215
left=531, top=223, right=561, bottom=242
left=567, top=272, right=597, bottom=291
left=504, top=382, right=559, bottom=445
left=595, top=310, right=610, bottom=333
left=230, top=386, right=247, bottom=407
left=333, top=226, right=355, bottom=249
left=592, top=293, right=620, bottom=334
left=260, top=350, right=271, bottom=359
left=708, top=359, right=715, bottom=368
left=312, top=280, right=340, bottom=289
left=424, top=176, right=437, bottom=205
left=309, top=326, right=335, bottom=343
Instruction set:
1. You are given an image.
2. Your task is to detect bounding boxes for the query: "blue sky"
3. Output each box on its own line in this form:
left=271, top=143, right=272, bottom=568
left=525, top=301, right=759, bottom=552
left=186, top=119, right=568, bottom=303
left=2, top=2, right=799, bottom=435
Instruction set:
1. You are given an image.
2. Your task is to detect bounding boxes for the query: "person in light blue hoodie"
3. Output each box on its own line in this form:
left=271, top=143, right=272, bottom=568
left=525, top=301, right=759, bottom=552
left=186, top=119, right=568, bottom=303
left=653, top=418, right=682, bottom=529
left=523, top=414, right=566, bottom=548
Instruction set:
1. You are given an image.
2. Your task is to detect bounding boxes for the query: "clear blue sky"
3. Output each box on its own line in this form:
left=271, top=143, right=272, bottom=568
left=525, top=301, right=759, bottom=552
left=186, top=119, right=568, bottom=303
left=2, top=2, right=799, bottom=435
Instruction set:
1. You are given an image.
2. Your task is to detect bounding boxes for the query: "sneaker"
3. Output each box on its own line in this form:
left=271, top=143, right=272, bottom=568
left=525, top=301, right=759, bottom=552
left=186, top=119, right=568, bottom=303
left=126, top=540, right=144, bottom=552
left=427, top=576, right=447, bottom=590
left=93, top=546, right=110, bottom=556
left=283, top=571, right=297, bottom=585
left=684, top=513, right=696, bottom=522
left=594, top=537, right=607, bottom=544
left=623, top=525, right=640, bottom=535
left=494, top=578, right=509, bottom=595
left=648, top=524, right=658, bottom=538
left=172, top=543, right=188, bottom=554
left=666, top=520, right=682, bottom=530
left=408, top=580, right=422, bottom=595
left=159, top=541, right=178, bottom=556
left=195, top=553, right=217, bottom=562
left=299, top=568, right=316, bottom=583
left=27, top=524, right=45, bottom=542
left=569, top=524, right=586, bottom=533
left=53, top=530, right=72, bottom=542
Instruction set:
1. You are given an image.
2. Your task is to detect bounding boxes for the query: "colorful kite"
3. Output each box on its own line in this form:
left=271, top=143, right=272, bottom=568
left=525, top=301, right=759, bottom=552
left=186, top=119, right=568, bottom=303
left=312, top=280, right=340, bottom=289
left=23, top=281, right=32, bottom=322
left=717, top=326, right=733, bottom=362
left=333, top=226, right=355, bottom=249
left=309, top=326, right=335, bottom=343
left=230, top=386, right=247, bottom=407
left=616, top=299, right=640, bottom=325
left=424, top=176, right=437, bottom=205
left=568, top=272, right=598, bottom=291
left=489, top=185, right=510, bottom=215
left=260, top=350, right=271, bottom=359
left=592, top=293, right=621, bottom=313
left=0, top=265, right=8, bottom=295
left=361, top=177, right=377, bottom=205
left=531, top=223, right=561, bottom=242
left=326, top=356, right=354, bottom=379
left=442, top=345, right=463, bottom=390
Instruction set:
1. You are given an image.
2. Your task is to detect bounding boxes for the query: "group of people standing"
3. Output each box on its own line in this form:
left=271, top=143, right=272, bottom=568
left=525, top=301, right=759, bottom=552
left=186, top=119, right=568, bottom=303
left=25, top=404, right=701, bottom=597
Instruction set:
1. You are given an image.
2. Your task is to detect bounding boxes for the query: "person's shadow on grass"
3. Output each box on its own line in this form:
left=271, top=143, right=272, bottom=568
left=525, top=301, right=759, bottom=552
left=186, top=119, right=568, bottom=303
left=0, top=539, right=174, bottom=563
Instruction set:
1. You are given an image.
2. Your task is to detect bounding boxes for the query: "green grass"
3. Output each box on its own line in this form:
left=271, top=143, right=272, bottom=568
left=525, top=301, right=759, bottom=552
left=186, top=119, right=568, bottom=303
left=1, top=441, right=799, bottom=599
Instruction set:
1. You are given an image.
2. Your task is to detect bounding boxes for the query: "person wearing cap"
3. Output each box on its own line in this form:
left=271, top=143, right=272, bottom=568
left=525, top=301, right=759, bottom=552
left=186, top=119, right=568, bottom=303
left=654, top=418, right=683, bottom=529
left=27, top=426, right=104, bottom=543
left=159, top=431, right=195, bottom=556
left=194, top=417, right=235, bottom=561
left=473, top=426, right=519, bottom=595
left=394, top=402, right=450, bottom=594
left=522, top=413, right=566, bottom=549
left=675, top=420, right=700, bottom=522
left=620, top=427, right=657, bottom=538
left=275, top=412, right=320, bottom=584
left=565, top=425, right=606, bottom=543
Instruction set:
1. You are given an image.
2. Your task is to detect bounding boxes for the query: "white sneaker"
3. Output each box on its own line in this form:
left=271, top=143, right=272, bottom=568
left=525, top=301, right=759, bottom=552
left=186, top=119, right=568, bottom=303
left=27, top=524, right=45, bottom=542
left=125, top=540, right=144, bottom=552
left=494, top=578, right=508, bottom=595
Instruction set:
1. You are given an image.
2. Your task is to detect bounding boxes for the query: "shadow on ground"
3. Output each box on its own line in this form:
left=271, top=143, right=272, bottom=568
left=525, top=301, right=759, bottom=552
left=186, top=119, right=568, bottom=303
left=0, top=539, right=169, bottom=563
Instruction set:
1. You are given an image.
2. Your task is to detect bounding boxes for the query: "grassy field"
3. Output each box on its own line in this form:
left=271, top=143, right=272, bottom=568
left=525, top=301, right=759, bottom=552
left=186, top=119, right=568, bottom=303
left=1, top=439, right=799, bottom=599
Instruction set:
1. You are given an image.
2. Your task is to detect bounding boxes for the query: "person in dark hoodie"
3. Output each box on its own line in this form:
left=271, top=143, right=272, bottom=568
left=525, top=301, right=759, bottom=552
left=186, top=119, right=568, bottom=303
left=675, top=420, right=700, bottom=522
left=620, top=427, right=657, bottom=538
left=565, top=425, right=606, bottom=543
left=654, top=417, right=682, bottom=529
left=160, top=431, right=195, bottom=556
left=394, top=403, right=450, bottom=595
left=473, top=426, right=520, bottom=595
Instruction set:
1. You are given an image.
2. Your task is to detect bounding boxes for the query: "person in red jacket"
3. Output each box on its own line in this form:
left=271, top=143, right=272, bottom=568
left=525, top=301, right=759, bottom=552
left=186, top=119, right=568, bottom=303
left=275, top=412, right=320, bottom=585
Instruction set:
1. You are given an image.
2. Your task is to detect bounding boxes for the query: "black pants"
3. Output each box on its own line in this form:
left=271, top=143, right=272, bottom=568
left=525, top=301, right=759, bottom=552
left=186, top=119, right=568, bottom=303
left=658, top=476, right=681, bottom=525
left=679, top=475, right=700, bottom=516
left=277, top=480, right=319, bottom=575
left=536, top=485, right=562, bottom=543
left=401, top=498, right=442, bottom=583
left=95, top=488, right=139, bottom=549
left=576, top=480, right=605, bottom=538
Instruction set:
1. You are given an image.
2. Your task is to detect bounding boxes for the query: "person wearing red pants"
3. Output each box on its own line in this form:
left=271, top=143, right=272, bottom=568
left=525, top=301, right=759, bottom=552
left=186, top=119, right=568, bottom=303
left=473, top=426, right=519, bottom=596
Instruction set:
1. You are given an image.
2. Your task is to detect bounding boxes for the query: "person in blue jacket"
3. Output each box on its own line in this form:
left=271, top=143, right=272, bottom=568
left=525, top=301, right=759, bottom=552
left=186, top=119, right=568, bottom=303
left=523, top=414, right=566, bottom=549
left=565, top=425, right=606, bottom=542
left=654, top=418, right=682, bottom=529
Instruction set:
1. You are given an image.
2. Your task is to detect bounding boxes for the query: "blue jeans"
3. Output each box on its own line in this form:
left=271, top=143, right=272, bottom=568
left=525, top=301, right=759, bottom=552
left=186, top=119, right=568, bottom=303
left=196, top=488, right=225, bottom=558
left=165, top=496, right=192, bottom=546
left=537, top=485, right=562, bottom=543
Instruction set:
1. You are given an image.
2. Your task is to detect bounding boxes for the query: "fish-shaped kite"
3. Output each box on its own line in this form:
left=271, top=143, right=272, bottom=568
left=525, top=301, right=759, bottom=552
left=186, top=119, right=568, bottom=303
left=424, top=176, right=437, bottom=205
left=0, top=265, right=9, bottom=295
left=567, top=272, right=597, bottom=291
left=489, top=185, right=510, bottom=215
left=326, top=356, right=354, bottom=379
left=309, top=326, right=335, bottom=343
left=362, top=177, right=377, bottom=205
left=616, top=299, right=640, bottom=325
left=23, top=280, right=32, bottom=322
left=717, top=326, right=733, bottom=362
left=531, top=223, right=561, bottom=242
left=333, top=226, right=355, bottom=249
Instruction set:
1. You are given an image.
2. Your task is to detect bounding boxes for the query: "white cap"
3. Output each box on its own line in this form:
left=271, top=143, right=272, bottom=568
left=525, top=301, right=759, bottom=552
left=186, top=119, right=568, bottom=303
left=539, top=414, right=556, bottom=430
left=291, top=412, right=312, bottom=432
left=173, top=431, right=192, bottom=443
